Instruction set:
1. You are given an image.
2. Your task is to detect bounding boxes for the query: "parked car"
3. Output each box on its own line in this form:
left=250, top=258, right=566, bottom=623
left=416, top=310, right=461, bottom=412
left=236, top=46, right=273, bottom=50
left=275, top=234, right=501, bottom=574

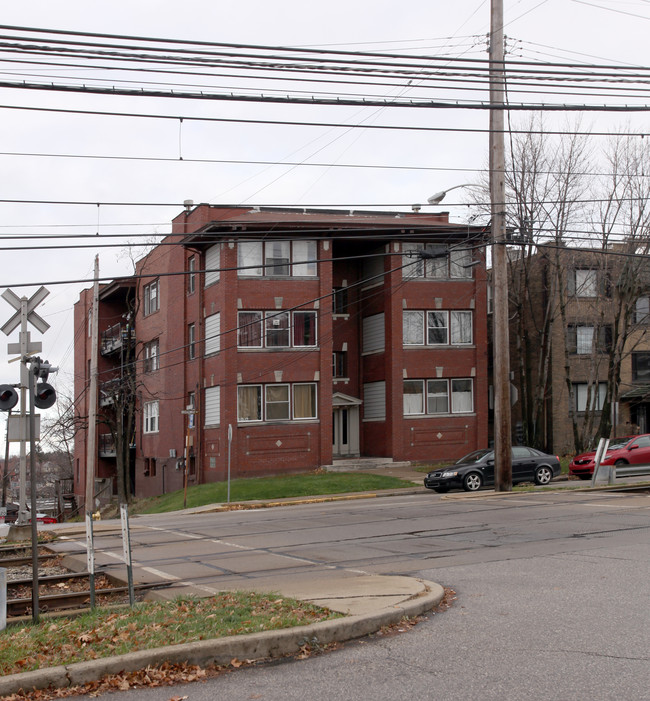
left=424, top=446, right=561, bottom=493
left=569, top=434, right=650, bottom=479
left=0, top=503, right=57, bottom=524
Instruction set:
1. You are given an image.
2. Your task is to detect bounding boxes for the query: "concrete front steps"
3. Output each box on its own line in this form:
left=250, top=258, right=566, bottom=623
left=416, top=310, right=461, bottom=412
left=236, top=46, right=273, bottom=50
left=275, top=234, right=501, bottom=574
left=323, top=458, right=412, bottom=473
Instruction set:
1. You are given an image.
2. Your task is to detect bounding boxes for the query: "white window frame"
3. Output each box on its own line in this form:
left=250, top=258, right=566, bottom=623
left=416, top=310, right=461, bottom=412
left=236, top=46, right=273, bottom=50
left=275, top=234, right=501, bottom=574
left=451, top=311, right=473, bottom=345
left=451, top=379, right=474, bottom=413
left=143, top=280, right=159, bottom=316
left=238, top=241, right=263, bottom=276
left=265, top=311, right=290, bottom=347
left=403, top=379, right=425, bottom=415
left=292, top=311, right=318, bottom=347
left=427, top=379, right=450, bottom=414
left=188, top=323, right=196, bottom=360
left=293, top=383, right=318, bottom=419
left=238, top=311, right=263, bottom=348
left=238, top=384, right=262, bottom=422
left=265, top=384, right=290, bottom=421
left=143, top=401, right=159, bottom=434
left=427, top=311, right=449, bottom=345
left=403, top=311, right=425, bottom=345
left=187, top=256, right=196, bottom=294
left=292, top=240, right=318, bottom=276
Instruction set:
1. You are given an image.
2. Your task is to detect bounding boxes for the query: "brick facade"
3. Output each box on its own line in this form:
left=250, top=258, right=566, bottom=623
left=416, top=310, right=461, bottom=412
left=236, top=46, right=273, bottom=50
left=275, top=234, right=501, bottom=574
left=74, top=205, right=490, bottom=501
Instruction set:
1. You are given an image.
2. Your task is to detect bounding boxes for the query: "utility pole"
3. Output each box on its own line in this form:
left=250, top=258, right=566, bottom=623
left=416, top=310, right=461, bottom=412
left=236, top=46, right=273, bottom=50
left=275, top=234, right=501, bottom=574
left=86, top=256, right=99, bottom=514
left=490, top=0, right=512, bottom=490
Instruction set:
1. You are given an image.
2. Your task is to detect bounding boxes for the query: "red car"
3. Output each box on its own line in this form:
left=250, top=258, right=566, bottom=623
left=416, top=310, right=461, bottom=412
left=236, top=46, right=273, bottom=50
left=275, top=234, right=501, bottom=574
left=569, top=434, right=650, bottom=479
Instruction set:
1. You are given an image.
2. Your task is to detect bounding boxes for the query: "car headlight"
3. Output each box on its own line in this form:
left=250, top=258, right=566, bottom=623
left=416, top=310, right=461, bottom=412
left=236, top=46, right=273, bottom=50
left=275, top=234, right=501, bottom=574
left=441, top=471, right=458, bottom=478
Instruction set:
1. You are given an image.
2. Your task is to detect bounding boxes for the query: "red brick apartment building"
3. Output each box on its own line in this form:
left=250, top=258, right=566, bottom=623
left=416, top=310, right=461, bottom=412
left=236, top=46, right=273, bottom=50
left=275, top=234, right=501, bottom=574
left=73, top=205, right=490, bottom=501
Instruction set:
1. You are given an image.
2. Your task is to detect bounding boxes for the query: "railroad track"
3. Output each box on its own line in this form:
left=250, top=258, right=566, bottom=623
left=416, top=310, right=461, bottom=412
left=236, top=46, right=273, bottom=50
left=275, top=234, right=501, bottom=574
left=2, top=543, right=171, bottom=620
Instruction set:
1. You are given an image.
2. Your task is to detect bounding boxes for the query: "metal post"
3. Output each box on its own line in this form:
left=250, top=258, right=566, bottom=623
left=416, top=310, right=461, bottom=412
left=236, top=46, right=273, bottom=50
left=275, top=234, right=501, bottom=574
left=85, top=512, right=96, bottom=609
left=490, top=0, right=512, bottom=491
left=18, top=299, right=29, bottom=524
left=227, top=424, right=233, bottom=503
left=27, top=361, right=39, bottom=622
left=120, top=503, right=135, bottom=607
left=86, top=256, right=99, bottom=515
left=0, top=567, right=6, bottom=631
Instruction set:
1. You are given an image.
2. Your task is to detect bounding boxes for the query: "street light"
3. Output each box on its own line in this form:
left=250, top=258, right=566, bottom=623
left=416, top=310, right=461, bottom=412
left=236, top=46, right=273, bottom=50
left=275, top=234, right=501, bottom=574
left=421, top=182, right=513, bottom=491
left=426, top=183, right=489, bottom=206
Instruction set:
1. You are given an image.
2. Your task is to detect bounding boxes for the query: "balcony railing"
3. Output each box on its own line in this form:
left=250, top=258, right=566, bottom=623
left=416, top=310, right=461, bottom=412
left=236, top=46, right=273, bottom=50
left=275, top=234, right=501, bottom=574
left=99, top=378, right=122, bottom=406
left=100, top=323, right=135, bottom=356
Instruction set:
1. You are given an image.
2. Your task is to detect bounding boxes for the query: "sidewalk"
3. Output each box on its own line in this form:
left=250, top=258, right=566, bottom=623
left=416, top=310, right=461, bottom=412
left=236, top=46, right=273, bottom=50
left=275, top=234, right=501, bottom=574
left=0, top=573, right=444, bottom=697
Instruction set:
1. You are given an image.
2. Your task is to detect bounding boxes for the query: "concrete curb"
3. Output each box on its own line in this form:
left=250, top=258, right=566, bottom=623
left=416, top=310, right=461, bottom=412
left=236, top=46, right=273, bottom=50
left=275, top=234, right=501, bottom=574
left=0, top=579, right=444, bottom=697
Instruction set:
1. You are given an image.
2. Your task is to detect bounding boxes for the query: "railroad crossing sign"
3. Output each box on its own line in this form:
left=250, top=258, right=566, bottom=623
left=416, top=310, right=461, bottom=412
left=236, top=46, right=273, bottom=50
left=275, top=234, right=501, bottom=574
left=2, top=287, right=50, bottom=337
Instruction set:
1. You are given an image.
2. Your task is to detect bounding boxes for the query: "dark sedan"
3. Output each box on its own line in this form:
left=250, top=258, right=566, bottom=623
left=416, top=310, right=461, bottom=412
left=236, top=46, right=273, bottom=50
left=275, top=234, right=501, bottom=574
left=424, top=446, right=561, bottom=493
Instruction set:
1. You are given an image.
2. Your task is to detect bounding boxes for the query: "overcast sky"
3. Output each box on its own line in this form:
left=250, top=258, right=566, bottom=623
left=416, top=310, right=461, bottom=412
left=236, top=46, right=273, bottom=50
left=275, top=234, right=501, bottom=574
left=1, top=0, right=650, bottom=448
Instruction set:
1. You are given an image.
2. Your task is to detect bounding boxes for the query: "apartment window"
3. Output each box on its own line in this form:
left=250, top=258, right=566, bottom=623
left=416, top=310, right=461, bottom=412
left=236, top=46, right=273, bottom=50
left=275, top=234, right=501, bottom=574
left=294, top=384, right=317, bottom=419
left=333, top=351, right=347, bottom=378
left=238, top=385, right=262, bottom=421
left=569, top=269, right=612, bottom=298
left=238, top=311, right=318, bottom=349
left=265, top=311, right=290, bottom=347
left=403, top=380, right=424, bottom=415
left=402, top=243, right=474, bottom=280
left=204, top=244, right=221, bottom=287
left=265, top=384, right=290, bottom=420
left=237, top=240, right=318, bottom=277
left=143, top=401, right=159, bottom=434
left=568, top=324, right=612, bottom=354
left=292, top=240, right=318, bottom=276
left=632, top=352, right=650, bottom=382
left=333, top=287, right=349, bottom=315
left=428, top=312, right=449, bottom=345
left=143, top=339, right=159, bottom=373
left=574, top=383, right=607, bottom=412
left=187, top=256, right=196, bottom=294
left=143, top=280, right=159, bottom=316
left=403, top=311, right=425, bottom=345
left=293, top=311, right=317, bottom=347
left=449, top=248, right=473, bottom=278
left=403, top=379, right=473, bottom=415
left=237, top=383, right=317, bottom=422
left=451, top=311, right=473, bottom=344
left=188, top=323, right=196, bottom=360
left=238, top=311, right=263, bottom=347
left=427, top=379, right=449, bottom=414
left=635, top=296, right=650, bottom=324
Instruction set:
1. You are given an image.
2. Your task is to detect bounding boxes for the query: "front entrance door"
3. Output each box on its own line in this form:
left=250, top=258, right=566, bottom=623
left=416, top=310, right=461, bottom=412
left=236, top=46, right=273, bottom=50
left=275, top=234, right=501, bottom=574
left=332, top=405, right=360, bottom=457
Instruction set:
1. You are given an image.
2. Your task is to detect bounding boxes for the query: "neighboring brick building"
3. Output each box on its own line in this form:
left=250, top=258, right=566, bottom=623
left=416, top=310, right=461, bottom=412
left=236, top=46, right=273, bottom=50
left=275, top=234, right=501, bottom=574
left=507, top=243, right=650, bottom=456
left=74, top=205, right=490, bottom=502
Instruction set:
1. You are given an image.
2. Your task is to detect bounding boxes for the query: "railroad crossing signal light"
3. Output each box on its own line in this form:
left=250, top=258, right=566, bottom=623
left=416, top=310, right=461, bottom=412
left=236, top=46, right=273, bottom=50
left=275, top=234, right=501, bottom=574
left=34, top=382, right=56, bottom=409
left=0, top=384, right=18, bottom=411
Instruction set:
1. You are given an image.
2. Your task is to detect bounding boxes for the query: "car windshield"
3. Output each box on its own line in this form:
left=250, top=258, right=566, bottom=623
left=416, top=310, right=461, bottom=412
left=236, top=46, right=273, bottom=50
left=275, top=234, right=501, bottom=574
left=456, top=449, right=493, bottom=465
left=609, top=437, right=634, bottom=450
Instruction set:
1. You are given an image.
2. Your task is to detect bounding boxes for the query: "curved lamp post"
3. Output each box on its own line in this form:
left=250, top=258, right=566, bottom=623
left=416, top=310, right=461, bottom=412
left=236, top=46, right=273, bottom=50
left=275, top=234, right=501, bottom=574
left=422, top=181, right=513, bottom=491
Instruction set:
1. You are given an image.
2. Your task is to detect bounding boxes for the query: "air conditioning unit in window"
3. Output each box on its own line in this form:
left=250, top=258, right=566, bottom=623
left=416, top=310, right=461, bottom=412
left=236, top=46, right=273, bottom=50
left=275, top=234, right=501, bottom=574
left=272, top=319, right=280, bottom=326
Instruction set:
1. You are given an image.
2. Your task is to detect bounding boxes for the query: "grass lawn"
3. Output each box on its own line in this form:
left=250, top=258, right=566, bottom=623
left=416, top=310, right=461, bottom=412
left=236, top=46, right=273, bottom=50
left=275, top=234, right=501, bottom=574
left=132, top=471, right=413, bottom=515
left=0, top=593, right=341, bottom=676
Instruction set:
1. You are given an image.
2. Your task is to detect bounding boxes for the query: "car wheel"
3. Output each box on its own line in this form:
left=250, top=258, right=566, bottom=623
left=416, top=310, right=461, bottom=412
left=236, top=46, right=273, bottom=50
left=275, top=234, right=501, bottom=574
left=462, top=472, right=483, bottom=492
left=534, top=465, right=553, bottom=485
left=614, top=459, right=627, bottom=466
left=433, top=487, right=449, bottom=494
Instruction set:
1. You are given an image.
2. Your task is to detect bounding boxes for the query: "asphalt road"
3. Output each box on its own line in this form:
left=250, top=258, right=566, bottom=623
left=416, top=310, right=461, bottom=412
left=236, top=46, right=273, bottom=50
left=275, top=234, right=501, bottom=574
left=56, top=488, right=650, bottom=700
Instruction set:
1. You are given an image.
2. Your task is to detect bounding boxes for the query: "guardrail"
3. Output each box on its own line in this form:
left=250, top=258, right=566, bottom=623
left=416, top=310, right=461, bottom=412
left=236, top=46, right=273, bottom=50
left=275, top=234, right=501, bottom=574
left=612, top=464, right=650, bottom=479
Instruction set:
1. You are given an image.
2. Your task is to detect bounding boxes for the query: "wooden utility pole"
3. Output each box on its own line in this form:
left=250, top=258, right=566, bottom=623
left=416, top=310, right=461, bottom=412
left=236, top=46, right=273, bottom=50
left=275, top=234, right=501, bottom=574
left=85, top=256, right=99, bottom=512
left=490, top=0, right=512, bottom=490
